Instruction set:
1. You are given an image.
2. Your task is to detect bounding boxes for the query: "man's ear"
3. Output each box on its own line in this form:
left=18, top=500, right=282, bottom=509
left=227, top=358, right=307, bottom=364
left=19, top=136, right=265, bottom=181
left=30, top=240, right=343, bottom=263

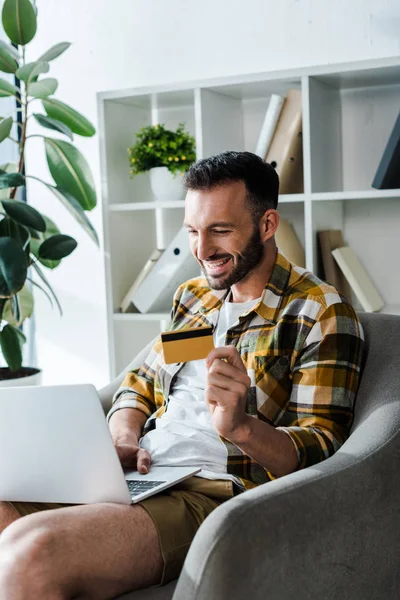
left=260, top=209, right=280, bottom=242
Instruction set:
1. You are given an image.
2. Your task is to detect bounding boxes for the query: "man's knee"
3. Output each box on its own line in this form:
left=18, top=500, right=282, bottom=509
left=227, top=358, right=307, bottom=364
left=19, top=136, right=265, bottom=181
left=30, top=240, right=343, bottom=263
left=0, top=518, right=62, bottom=594
left=0, top=501, right=21, bottom=534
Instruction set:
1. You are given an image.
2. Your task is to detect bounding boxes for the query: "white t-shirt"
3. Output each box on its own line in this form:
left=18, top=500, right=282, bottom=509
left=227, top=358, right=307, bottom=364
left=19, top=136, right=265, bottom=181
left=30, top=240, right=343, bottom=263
left=139, top=295, right=261, bottom=486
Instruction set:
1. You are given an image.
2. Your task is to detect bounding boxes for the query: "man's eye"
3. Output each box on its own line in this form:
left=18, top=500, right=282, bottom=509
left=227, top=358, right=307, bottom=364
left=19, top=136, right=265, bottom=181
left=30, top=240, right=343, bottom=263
left=213, top=230, right=230, bottom=235
left=187, top=229, right=197, bottom=235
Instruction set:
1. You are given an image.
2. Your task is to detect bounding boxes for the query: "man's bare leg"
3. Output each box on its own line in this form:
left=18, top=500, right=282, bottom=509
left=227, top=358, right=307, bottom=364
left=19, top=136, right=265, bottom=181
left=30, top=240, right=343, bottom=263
left=0, top=502, right=164, bottom=600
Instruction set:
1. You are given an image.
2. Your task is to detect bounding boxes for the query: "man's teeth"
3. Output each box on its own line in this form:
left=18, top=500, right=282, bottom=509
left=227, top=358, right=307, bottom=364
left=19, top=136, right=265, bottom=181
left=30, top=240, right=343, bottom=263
left=207, top=258, right=230, bottom=267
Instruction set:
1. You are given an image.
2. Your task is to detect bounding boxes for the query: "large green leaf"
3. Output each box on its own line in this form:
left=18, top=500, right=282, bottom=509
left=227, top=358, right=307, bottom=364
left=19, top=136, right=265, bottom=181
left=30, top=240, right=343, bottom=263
left=0, top=171, right=25, bottom=189
left=48, top=186, right=98, bottom=245
left=29, top=214, right=61, bottom=269
left=33, top=113, right=73, bottom=140
left=0, top=77, right=18, bottom=97
left=0, top=162, right=18, bottom=201
left=0, top=237, right=27, bottom=298
left=0, top=217, right=30, bottom=248
left=0, top=323, right=25, bottom=371
left=10, top=292, right=20, bottom=322
left=0, top=40, right=18, bottom=73
left=2, top=199, right=46, bottom=232
left=25, top=176, right=98, bottom=245
left=0, top=116, right=13, bottom=142
left=2, top=0, right=37, bottom=46
left=29, top=77, right=58, bottom=98
left=38, top=42, right=71, bottom=62
left=42, top=98, right=95, bottom=137
left=0, top=41, right=19, bottom=61
left=38, top=233, right=77, bottom=260
left=2, top=283, right=33, bottom=326
left=44, top=138, right=97, bottom=210
left=16, top=60, right=48, bottom=83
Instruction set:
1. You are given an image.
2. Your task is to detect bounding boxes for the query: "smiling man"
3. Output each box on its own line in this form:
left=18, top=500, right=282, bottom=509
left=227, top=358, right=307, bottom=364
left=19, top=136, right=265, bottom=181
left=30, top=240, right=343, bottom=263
left=0, top=151, right=364, bottom=599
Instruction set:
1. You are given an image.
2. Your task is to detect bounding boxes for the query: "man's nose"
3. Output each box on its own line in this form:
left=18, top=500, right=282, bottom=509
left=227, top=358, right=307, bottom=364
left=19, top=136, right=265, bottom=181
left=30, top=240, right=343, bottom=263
left=196, top=233, right=215, bottom=261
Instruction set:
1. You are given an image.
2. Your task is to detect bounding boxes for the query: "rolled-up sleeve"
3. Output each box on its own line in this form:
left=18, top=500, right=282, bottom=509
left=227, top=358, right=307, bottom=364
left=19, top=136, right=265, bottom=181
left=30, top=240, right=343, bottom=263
left=276, top=301, right=365, bottom=469
left=106, top=343, right=160, bottom=422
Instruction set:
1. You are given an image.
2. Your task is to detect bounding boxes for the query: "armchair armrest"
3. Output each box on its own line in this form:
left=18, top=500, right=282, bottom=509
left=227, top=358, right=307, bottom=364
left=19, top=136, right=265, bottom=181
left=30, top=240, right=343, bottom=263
left=174, top=398, right=400, bottom=600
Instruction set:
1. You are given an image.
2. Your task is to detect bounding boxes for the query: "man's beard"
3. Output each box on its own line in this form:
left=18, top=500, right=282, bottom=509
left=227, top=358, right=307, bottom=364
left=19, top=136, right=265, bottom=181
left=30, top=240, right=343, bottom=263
left=202, top=226, right=265, bottom=291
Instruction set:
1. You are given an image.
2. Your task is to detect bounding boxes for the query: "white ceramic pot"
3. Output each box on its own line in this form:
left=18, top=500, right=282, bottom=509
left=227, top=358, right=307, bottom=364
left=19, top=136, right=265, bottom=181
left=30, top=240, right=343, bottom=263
left=149, top=166, right=185, bottom=201
left=0, top=367, right=42, bottom=388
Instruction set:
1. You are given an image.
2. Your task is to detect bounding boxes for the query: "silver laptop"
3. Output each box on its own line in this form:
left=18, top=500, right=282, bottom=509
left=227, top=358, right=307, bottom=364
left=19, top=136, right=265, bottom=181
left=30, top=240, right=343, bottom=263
left=0, top=384, right=200, bottom=505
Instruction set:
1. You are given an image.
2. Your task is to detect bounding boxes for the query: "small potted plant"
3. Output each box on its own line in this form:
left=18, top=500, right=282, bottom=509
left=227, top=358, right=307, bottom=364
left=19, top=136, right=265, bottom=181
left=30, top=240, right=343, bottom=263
left=0, top=0, right=98, bottom=386
left=127, top=122, right=196, bottom=201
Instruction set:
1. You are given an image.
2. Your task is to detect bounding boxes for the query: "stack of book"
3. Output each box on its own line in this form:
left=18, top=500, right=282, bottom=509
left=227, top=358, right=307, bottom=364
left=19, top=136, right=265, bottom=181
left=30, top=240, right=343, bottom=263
left=318, top=229, right=384, bottom=312
left=255, top=88, right=303, bottom=194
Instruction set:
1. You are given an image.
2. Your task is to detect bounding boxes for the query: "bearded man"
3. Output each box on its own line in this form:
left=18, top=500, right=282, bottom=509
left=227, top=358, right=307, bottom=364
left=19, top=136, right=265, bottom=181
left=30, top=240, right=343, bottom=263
left=0, top=151, right=364, bottom=599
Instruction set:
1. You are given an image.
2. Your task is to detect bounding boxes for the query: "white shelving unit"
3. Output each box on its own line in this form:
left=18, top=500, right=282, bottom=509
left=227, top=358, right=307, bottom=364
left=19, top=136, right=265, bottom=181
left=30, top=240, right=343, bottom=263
left=98, top=57, right=400, bottom=378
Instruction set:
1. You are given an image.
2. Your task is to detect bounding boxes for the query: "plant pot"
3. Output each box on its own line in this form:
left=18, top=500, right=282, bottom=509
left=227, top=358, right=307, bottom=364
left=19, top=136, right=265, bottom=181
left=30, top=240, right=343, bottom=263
left=149, top=166, right=185, bottom=201
left=0, top=367, right=42, bottom=388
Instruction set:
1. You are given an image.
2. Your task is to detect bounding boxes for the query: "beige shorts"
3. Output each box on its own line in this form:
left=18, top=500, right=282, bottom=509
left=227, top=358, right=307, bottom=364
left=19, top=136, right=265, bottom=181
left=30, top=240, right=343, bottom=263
left=8, top=476, right=239, bottom=585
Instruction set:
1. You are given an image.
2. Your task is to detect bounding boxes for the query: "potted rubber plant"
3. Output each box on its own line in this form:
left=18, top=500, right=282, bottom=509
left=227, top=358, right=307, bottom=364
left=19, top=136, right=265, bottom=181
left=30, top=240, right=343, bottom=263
left=127, top=122, right=196, bottom=200
left=0, top=0, right=98, bottom=386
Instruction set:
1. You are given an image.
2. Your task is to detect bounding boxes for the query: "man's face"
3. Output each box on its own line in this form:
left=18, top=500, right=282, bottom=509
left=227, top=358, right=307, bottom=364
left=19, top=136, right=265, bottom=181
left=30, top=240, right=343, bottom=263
left=184, top=181, right=265, bottom=290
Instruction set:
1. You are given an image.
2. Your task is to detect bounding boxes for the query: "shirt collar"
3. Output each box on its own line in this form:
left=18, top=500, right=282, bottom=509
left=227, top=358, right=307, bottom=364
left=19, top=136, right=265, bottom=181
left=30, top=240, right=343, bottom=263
left=198, top=251, right=292, bottom=324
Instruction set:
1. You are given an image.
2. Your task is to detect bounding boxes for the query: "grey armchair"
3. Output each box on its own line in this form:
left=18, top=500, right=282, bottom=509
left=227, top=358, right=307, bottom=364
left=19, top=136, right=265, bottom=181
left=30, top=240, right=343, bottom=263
left=99, top=313, right=400, bottom=600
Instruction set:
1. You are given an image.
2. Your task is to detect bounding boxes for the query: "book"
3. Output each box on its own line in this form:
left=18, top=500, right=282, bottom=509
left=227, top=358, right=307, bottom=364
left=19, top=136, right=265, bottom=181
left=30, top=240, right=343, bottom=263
left=275, top=219, right=305, bottom=267
left=372, top=109, right=400, bottom=189
left=120, top=249, right=164, bottom=312
left=254, top=94, right=284, bottom=158
left=317, top=230, right=353, bottom=300
left=331, top=247, right=384, bottom=312
left=265, top=89, right=303, bottom=195
left=130, top=227, right=200, bottom=313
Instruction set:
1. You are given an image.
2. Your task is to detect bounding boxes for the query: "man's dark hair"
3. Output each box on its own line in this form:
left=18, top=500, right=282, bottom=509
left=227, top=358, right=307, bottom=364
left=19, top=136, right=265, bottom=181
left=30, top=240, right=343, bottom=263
left=183, top=151, right=279, bottom=221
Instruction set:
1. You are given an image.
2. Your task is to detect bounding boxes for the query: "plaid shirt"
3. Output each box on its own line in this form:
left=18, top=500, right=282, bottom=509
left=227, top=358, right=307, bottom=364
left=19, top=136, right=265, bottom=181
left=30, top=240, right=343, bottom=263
left=110, top=252, right=364, bottom=490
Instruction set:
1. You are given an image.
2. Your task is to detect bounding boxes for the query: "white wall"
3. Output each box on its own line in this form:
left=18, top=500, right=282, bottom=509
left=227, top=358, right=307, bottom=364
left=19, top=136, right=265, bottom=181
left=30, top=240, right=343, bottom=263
left=25, top=0, right=400, bottom=388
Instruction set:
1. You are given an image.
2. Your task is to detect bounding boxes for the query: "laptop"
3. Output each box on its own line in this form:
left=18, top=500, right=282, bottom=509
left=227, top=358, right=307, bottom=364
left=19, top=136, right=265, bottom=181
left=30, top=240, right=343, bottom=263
left=0, top=384, right=200, bottom=505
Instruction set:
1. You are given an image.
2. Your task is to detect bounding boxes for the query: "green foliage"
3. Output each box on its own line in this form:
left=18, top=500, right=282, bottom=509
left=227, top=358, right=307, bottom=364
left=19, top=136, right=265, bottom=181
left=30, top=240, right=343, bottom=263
left=128, top=123, right=196, bottom=177
left=0, top=0, right=99, bottom=374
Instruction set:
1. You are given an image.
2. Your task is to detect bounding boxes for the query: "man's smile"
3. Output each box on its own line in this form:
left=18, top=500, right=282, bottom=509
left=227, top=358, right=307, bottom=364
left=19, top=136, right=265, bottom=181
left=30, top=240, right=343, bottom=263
left=203, top=256, right=232, bottom=276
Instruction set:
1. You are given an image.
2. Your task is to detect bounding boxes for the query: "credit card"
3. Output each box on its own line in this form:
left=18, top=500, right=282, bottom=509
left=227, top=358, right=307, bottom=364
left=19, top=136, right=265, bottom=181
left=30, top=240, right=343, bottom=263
left=161, top=326, right=214, bottom=364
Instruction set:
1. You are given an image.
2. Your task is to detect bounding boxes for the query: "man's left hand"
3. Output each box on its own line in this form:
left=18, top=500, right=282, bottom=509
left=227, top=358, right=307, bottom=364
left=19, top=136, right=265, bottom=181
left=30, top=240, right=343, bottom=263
left=205, top=346, right=251, bottom=442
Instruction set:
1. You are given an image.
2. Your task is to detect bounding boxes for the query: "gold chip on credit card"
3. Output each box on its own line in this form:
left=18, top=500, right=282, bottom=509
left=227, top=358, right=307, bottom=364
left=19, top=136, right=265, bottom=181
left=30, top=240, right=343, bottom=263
left=161, top=326, right=214, bottom=364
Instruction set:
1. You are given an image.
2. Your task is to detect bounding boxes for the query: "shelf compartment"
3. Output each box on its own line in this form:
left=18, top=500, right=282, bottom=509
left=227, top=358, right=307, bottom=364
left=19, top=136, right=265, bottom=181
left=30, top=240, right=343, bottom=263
left=308, top=71, right=400, bottom=194
left=101, top=90, right=196, bottom=208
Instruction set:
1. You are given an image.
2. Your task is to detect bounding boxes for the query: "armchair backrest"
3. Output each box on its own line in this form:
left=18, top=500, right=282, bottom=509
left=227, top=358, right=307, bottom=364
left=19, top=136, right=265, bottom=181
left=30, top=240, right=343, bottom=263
left=349, top=313, right=400, bottom=443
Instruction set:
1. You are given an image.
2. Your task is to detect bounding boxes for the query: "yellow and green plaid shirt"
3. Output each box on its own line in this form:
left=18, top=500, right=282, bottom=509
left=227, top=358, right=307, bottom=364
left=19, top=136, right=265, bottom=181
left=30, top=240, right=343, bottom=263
left=110, top=252, right=364, bottom=490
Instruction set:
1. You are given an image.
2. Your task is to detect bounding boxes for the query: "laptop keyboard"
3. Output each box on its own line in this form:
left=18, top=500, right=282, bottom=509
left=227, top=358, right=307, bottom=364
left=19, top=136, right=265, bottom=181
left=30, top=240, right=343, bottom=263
left=127, top=479, right=167, bottom=498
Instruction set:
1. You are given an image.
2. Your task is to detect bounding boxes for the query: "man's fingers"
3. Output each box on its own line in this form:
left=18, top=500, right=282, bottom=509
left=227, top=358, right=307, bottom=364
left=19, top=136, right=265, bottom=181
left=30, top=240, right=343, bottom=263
left=208, top=371, right=249, bottom=394
left=208, top=358, right=251, bottom=386
left=206, top=346, right=247, bottom=372
left=137, top=448, right=152, bottom=474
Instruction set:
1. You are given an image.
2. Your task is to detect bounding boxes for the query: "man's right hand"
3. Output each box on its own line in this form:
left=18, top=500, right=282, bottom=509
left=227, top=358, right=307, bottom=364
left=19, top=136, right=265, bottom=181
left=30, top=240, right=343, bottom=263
left=112, top=432, right=152, bottom=474
left=108, top=409, right=151, bottom=474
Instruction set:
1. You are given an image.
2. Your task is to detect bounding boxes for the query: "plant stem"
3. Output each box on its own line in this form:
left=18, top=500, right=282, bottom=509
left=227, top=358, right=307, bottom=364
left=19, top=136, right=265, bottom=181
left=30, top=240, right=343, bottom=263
left=10, top=47, right=27, bottom=200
